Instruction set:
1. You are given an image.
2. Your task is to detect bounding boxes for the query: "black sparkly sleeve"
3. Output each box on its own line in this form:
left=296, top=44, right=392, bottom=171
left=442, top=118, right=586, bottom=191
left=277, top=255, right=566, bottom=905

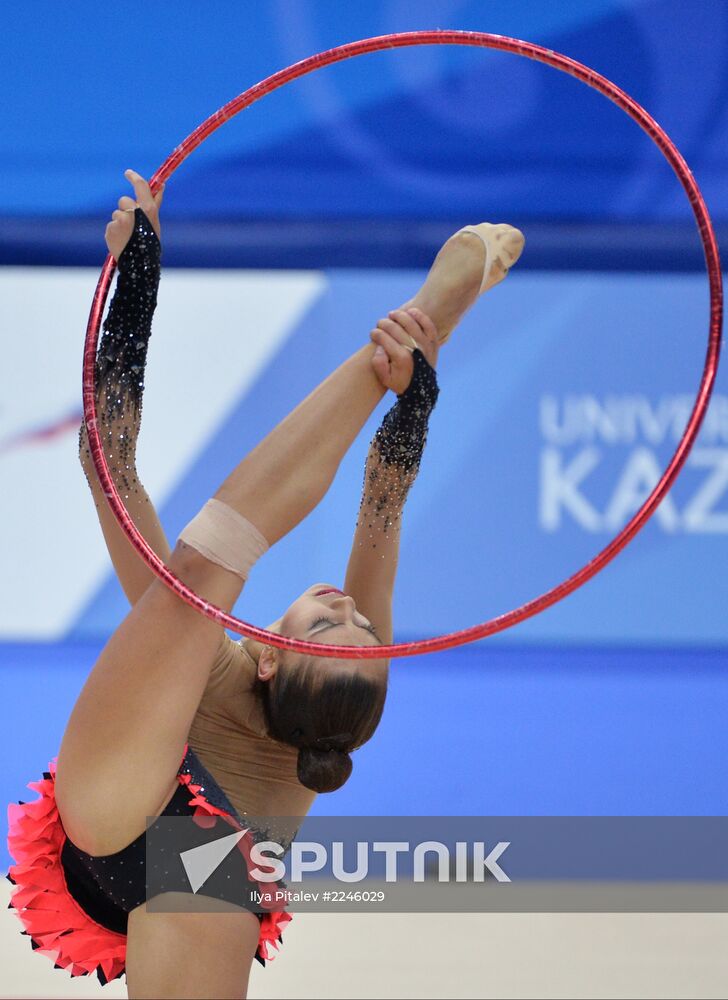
left=354, top=351, right=439, bottom=549
left=372, top=349, right=440, bottom=474
left=94, top=208, right=161, bottom=424
left=77, top=208, right=170, bottom=591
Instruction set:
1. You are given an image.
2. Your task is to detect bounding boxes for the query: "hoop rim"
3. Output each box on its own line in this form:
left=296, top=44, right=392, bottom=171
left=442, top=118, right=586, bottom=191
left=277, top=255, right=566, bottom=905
left=82, top=29, right=723, bottom=659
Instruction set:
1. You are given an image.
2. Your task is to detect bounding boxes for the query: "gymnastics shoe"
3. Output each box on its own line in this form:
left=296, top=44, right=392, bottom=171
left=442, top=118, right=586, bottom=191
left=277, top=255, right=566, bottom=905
left=439, top=222, right=525, bottom=345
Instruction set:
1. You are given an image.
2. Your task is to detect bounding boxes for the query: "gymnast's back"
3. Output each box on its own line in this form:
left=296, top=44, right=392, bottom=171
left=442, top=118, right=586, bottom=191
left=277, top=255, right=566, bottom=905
left=188, top=634, right=317, bottom=821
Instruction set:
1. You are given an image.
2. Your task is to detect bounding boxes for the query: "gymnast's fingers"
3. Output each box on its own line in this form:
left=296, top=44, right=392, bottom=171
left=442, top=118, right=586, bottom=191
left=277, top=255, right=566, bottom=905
left=404, top=306, right=439, bottom=368
left=370, top=342, right=391, bottom=385
left=370, top=327, right=415, bottom=393
left=406, top=307, right=438, bottom=346
left=376, top=317, right=417, bottom=354
left=118, top=195, right=137, bottom=212
left=110, top=207, right=136, bottom=226
left=372, top=323, right=413, bottom=363
left=124, top=169, right=156, bottom=212
left=387, top=309, right=422, bottom=348
left=105, top=211, right=135, bottom=259
left=124, top=169, right=163, bottom=239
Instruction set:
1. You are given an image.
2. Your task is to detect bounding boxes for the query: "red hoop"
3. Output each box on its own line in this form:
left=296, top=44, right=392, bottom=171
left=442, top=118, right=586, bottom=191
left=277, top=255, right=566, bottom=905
left=83, top=30, right=723, bottom=659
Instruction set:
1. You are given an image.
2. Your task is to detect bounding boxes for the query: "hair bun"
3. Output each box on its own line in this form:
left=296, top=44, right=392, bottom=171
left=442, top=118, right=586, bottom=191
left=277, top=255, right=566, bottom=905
left=297, top=745, right=353, bottom=793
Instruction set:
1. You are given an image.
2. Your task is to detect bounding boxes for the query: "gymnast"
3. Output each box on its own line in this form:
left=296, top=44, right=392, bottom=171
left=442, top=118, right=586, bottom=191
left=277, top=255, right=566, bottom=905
left=7, top=169, right=523, bottom=998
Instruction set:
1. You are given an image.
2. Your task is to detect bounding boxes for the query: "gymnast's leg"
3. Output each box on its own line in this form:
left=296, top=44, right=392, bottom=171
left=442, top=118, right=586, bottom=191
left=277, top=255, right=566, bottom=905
left=125, top=902, right=260, bottom=1000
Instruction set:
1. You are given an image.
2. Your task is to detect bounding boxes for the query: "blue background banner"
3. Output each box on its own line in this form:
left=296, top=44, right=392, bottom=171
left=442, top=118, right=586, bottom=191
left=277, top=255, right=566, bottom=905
left=66, top=269, right=727, bottom=647
left=2, top=1, right=727, bottom=268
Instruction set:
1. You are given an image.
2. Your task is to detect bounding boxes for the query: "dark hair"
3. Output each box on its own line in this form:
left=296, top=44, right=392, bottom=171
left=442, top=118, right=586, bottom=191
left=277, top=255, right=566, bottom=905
left=261, top=655, right=387, bottom=793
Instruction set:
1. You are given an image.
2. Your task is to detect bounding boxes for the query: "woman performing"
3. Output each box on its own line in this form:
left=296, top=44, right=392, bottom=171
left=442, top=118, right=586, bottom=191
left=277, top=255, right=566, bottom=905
left=7, top=170, right=524, bottom=998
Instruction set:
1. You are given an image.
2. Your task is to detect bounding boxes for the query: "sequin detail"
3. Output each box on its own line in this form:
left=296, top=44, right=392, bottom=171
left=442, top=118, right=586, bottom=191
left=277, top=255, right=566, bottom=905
left=358, top=350, right=439, bottom=542
left=95, top=208, right=160, bottom=422
left=78, top=208, right=160, bottom=516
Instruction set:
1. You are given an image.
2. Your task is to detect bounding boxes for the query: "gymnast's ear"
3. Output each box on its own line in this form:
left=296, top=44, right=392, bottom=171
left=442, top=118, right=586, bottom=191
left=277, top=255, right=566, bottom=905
left=257, top=645, right=279, bottom=683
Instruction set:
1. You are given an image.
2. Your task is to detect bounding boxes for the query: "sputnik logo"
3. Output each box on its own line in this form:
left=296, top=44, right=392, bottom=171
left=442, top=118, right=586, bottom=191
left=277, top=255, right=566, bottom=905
left=179, top=829, right=249, bottom=892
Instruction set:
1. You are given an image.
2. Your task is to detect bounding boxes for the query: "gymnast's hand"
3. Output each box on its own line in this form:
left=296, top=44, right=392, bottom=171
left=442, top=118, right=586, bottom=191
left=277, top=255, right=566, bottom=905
left=104, top=169, right=165, bottom=260
left=369, top=306, right=439, bottom=394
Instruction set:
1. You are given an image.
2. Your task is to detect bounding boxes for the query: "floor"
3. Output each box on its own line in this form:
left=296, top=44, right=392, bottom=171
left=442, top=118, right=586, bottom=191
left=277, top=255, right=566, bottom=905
left=2, top=881, right=726, bottom=999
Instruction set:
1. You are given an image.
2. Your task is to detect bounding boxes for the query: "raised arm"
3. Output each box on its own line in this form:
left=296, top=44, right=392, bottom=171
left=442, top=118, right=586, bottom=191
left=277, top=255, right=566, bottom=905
left=78, top=171, right=168, bottom=606
left=344, top=308, right=440, bottom=644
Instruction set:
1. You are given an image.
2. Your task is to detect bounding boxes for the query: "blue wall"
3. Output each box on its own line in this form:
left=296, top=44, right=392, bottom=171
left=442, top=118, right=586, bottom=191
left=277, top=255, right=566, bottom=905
left=2, top=2, right=727, bottom=224
left=3, top=640, right=727, bottom=871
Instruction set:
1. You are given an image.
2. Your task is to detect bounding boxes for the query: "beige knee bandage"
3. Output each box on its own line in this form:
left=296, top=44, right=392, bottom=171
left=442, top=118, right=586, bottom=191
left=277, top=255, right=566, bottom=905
left=179, top=498, right=269, bottom=580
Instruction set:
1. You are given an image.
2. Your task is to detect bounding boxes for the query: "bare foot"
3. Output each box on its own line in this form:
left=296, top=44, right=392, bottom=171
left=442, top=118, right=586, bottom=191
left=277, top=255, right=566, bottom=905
left=402, top=223, right=525, bottom=343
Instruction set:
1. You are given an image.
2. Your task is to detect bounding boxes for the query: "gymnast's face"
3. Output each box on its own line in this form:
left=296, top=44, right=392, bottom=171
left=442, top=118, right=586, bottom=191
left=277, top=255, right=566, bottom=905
left=256, top=584, right=387, bottom=685
left=279, top=584, right=382, bottom=649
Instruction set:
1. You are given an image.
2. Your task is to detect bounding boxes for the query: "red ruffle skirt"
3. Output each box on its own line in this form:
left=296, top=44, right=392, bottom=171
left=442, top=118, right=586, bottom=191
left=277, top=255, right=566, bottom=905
left=6, top=755, right=292, bottom=985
